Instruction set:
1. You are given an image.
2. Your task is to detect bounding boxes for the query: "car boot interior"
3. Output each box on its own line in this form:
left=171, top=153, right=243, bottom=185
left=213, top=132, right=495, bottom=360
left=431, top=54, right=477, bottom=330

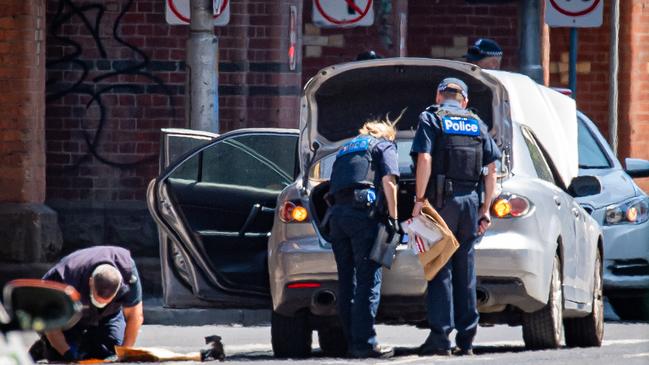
left=314, top=64, right=496, bottom=143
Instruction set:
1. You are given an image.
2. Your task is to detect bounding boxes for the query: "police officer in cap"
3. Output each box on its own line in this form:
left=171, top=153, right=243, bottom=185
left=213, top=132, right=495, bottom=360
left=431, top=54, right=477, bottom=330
left=411, top=78, right=500, bottom=356
left=328, top=118, right=401, bottom=358
left=464, top=38, right=503, bottom=70
left=29, top=246, right=144, bottom=362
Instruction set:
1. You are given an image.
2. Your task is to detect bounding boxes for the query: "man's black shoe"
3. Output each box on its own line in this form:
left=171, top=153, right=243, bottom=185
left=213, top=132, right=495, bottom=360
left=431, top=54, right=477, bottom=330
left=452, top=347, right=474, bottom=356
left=350, top=345, right=394, bottom=359
left=418, top=344, right=452, bottom=357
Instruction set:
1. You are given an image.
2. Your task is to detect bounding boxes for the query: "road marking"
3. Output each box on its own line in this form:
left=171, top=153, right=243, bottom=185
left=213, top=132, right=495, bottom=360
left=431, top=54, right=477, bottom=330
left=624, top=352, right=649, bottom=359
left=603, top=339, right=649, bottom=346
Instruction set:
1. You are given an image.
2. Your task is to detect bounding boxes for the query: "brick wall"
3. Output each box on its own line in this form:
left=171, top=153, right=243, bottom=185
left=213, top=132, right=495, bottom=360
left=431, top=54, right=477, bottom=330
left=301, top=0, right=406, bottom=84
left=619, top=0, right=649, bottom=191
left=45, top=0, right=302, bottom=203
left=44, top=0, right=302, bottom=253
left=407, top=0, right=520, bottom=71
left=0, top=0, right=46, bottom=203
left=302, top=0, right=521, bottom=85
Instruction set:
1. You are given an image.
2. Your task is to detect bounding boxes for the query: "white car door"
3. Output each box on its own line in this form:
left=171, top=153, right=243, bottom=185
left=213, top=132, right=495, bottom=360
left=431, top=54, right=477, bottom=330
left=520, top=127, right=581, bottom=303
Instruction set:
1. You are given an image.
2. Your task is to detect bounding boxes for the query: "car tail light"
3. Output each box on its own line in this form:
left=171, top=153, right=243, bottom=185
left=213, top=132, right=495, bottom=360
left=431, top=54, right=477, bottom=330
left=491, top=195, right=531, bottom=218
left=287, top=282, right=321, bottom=289
left=279, top=200, right=309, bottom=223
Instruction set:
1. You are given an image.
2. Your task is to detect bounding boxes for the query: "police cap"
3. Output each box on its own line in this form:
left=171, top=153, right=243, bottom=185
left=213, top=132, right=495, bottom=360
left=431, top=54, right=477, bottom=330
left=465, top=38, right=503, bottom=62
left=437, top=77, right=469, bottom=100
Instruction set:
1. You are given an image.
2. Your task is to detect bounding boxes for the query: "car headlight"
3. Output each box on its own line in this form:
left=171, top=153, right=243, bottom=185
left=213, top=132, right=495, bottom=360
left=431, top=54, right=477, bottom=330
left=605, top=197, right=649, bottom=225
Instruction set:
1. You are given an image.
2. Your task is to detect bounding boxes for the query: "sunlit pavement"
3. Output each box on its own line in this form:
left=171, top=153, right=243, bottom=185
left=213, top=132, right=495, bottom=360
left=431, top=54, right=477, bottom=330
left=18, top=301, right=649, bottom=364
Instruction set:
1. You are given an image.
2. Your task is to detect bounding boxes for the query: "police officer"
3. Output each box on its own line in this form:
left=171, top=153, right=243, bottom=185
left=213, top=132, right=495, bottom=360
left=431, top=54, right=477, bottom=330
left=328, top=119, right=401, bottom=358
left=29, top=246, right=144, bottom=362
left=411, top=78, right=501, bottom=356
left=464, top=38, right=503, bottom=70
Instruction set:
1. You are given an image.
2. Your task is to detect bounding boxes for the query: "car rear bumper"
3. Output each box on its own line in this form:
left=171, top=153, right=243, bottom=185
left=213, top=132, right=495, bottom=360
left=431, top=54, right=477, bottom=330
left=475, top=231, right=550, bottom=312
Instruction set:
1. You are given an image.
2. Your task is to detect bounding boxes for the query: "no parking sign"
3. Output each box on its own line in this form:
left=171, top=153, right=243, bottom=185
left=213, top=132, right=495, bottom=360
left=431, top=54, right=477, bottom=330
left=166, top=0, right=230, bottom=26
left=313, top=0, right=374, bottom=28
left=545, top=0, right=603, bottom=27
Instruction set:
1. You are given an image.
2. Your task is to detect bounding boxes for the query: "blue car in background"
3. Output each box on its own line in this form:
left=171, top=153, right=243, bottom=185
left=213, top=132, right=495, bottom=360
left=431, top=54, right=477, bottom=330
left=577, top=112, right=649, bottom=320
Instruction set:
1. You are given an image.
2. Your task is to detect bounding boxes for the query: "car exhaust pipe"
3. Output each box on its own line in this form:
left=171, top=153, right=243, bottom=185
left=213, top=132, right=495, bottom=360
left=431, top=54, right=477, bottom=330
left=314, top=290, right=336, bottom=307
left=476, top=288, right=489, bottom=305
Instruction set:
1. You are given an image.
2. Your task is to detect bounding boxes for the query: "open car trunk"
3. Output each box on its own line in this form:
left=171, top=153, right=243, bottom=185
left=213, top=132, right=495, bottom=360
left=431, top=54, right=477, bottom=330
left=300, top=58, right=512, bottom=174
left=300, top=58, right=579, bottom=190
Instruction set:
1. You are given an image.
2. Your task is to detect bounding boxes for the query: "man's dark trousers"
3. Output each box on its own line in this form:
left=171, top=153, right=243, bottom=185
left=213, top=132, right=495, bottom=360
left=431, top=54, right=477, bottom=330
left=425, top=188, right=480, bottom=351
left=329, top=204, right=382, bottom=353
left=43, top=310, right=125, bottom=360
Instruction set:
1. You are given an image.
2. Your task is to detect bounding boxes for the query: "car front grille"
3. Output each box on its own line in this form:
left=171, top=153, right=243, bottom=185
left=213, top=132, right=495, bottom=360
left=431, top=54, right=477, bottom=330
left=610, top=259, right=649, bottom=276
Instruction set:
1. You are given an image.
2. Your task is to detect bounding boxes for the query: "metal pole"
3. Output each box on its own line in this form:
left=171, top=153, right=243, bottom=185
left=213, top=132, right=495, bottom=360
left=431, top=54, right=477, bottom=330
left=609, top=0, right=620, bottom=156
left=568, top=27, right=578, bottom=99
left=519, top=0, right=544, bottom=84
left=187, top=0, right=218, bottom=132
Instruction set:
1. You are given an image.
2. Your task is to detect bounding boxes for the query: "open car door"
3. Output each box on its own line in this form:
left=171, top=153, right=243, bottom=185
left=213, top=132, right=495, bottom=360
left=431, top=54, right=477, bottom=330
left=147, top=128, right=299, bottom=308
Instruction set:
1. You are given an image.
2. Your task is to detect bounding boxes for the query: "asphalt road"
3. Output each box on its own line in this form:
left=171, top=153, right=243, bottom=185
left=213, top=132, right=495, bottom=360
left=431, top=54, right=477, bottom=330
left=118, top=321, right=649, bottom=365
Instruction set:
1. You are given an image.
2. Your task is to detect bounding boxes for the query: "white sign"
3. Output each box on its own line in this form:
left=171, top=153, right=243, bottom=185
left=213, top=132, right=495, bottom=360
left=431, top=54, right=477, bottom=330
left=313, top=0, right=374, bottom=28
left=166, top=0, right=230, bottom=26
left=545, top=0, right=603, bottom=27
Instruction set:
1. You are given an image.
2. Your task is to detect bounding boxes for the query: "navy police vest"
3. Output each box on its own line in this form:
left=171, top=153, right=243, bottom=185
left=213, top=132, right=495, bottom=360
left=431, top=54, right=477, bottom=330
left=329, top=135, right=381, bottom=194
left=430, top=104, right=484, bottom=184
left=43, top=246, right=135, bottom=327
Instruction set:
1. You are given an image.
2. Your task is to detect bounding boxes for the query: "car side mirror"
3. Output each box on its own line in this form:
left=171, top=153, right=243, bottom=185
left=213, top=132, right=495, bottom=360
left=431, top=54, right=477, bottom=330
left=625, top=158, right=649, bottom=178
left=568, top=175, right=602, bottom=197
left=3, top=279, right=82, bottom=331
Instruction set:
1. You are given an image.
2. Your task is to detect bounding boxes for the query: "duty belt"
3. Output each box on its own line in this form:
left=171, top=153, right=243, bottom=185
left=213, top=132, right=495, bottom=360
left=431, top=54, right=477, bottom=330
left=333, top=188, right=357, bottom=205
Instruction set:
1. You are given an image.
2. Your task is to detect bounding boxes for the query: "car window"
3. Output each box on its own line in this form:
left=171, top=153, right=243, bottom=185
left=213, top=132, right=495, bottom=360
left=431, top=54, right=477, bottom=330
left=521, top=128, right=556, bottom=184
left=170, top=133, right=297, bottom=192
left=578, top=119, right=611, bottom=169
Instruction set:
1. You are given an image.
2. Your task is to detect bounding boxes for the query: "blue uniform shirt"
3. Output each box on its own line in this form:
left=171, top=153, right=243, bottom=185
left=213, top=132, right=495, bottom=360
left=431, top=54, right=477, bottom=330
left=410, top=103, right=502, bottom=166
left=374, top=139, right=400, bottom=181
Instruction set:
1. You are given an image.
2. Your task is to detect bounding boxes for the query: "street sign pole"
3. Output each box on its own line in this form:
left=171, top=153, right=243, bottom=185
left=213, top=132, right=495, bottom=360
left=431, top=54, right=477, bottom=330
left=609, top=0, right=620, bottom=156
left=568, top=27, right=578, bottom=99
left=187, top=0, right=219, bottom=132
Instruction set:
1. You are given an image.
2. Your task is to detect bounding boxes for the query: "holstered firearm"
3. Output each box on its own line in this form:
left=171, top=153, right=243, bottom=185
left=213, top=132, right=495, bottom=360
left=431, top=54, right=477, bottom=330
left=435, top=174, right=446, bottom=209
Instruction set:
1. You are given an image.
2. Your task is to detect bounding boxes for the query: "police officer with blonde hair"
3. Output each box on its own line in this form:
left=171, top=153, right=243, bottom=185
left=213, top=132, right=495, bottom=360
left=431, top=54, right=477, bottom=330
left=327, top=117, right=401, bottom=358
left=411, top=78, right=500, bottom=356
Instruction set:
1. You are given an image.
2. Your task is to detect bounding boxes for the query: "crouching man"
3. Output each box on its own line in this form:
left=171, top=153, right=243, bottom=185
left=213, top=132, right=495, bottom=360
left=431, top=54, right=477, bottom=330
left=30, top=246, right=144, bottom=362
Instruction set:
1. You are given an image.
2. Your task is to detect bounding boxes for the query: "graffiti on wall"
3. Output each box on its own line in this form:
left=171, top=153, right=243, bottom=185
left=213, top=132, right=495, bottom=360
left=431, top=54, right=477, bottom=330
left=47, top=0, right=177, bottom=169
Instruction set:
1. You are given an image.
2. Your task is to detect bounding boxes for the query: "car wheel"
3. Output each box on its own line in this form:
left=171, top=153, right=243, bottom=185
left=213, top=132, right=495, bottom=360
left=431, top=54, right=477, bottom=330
left=271, top=311, right=312, bottom=358
left=522, top=254, right=563, bottom=349
left=564, top=250, right=604, bottom=347
left=609, top=294, right=649, bottom=321
left=318, top=326, right=348, bottom=357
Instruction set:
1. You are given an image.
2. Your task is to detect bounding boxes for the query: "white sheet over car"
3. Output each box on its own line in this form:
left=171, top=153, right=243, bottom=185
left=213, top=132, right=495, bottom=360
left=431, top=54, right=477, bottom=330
left=486, top=70, right=578, bottom=187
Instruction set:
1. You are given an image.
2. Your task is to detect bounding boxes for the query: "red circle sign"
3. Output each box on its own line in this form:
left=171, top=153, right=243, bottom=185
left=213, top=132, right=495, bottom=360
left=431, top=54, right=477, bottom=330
left=314, top=0, right=373, bottom=25
left=549, top=0, right=601, bottom=17
left=168, top=0, right=228, bottom=23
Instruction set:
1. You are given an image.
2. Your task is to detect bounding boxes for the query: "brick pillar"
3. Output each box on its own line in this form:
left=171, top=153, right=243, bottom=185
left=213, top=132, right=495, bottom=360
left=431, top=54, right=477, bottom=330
left=618, top=0, right=649, bottom=191
left=0, top=0, right=62, bottom=262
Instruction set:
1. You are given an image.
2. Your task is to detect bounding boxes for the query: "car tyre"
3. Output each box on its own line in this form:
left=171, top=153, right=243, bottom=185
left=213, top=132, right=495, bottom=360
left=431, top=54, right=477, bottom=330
left=564, top=250, right=604, bottom=347
left=522, top=254, right=563, bottom=349
left=271, top=311, right=312, bottom=358
left=609, top=294, right=649, bottom=321
left=318, top=326, right=348, bottom=357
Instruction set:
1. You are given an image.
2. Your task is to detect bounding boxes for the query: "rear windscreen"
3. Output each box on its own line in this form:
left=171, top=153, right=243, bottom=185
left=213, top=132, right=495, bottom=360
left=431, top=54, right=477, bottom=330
left=315, top=64, right=494, bottom=142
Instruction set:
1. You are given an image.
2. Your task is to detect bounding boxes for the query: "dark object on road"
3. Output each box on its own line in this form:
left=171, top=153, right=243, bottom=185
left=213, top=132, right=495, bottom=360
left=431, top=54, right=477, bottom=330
left=200, top=335, right=225, bottom=361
